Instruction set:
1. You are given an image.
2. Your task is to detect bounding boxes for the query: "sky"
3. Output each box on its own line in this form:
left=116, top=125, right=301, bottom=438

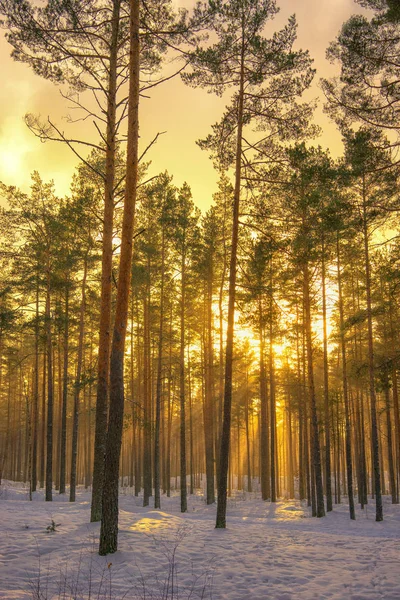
left=0, top=0, right=366, bottom=212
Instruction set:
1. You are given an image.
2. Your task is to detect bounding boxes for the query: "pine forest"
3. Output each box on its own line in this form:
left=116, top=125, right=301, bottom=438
left=0, top=1, right=400, bottom=598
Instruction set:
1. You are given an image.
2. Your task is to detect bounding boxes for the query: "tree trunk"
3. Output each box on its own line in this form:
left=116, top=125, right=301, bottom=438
left=91, top=0, right=121, bottom=523
left=188, top=344, right=194, bottom=495
left=388, top=294, right=400, bottom=499
left=303, top=261, right=325, bottom=518
left=296, top=301, right=305, bottom=501
left=180, top=249, right=187, bottom=513
left=0, top=362, right=11, bottom=485
left=392, top=367, right=400, bottom=489
left=204, top=272, right=215, bottom=504
left=269, top=276, right=276, bottom=502
left=70, top=254, right=88, bottom=502
left=361, top=176, right=383, bottom=521
left=99, top=0, right=140, bottom=554
left=143, top=281, right=152, bottom=506
left=45, top=262, right=53, bottom=502
left=245, top=366, right=252, bottom=493
left=154, top=228, right=165, bottom=509
left=215, top=27, right=245, bottom=529
left=381, top=285, right=398, bottom=504
left=40, top=352, right=46, bottom=489
left=259, top=301, right=270, bottom=500
left=321, top=235, right=332, bottom=512
left=31, top=279, right=39, bottom=493
left=337, top=235, right=355, bottom=519
left=59, top=286, right=69, bottom=494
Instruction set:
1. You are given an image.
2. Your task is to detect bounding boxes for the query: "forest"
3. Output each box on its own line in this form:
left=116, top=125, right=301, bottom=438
left=1, top=0, right=400, bottom=598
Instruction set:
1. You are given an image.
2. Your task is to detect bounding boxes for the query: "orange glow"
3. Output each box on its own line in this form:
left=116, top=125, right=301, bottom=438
left=0, top=1, right=366, bottom=207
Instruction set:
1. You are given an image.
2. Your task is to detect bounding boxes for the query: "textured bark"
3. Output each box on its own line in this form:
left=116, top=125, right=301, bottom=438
left=215, top=34, right=244, bottom=529
left=99, top=0, right=140, bottom=554
left=91, top=0, right=121, bottom=523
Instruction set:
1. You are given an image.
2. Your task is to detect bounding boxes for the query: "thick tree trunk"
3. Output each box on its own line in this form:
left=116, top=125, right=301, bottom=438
left=91, top=0, right=121, bottom=523
left=215, top=30, right=245, bottom=529
left=99, top=0, right=140, bottom=554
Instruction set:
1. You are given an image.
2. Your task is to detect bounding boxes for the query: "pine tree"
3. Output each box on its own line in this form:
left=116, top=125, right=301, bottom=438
left=183, top=0, right=314, bottom=529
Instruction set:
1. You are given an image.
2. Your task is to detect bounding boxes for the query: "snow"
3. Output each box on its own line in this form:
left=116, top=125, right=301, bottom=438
left=1, top=482, right=400, bottom=599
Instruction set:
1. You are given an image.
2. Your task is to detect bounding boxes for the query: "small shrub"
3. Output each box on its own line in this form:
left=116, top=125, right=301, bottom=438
left=46, top=520, right=61, bottom=533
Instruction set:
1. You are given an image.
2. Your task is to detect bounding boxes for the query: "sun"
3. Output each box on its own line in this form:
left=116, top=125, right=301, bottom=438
left=0, top=149, right=22, bottom=176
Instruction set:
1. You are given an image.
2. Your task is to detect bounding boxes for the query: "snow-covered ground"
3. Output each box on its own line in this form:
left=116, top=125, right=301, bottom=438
left=1, top=482, right=400, bottom=599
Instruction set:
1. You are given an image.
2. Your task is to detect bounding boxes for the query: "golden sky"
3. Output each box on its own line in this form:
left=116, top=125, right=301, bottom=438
left=0, top=0, right=365, bottom=211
